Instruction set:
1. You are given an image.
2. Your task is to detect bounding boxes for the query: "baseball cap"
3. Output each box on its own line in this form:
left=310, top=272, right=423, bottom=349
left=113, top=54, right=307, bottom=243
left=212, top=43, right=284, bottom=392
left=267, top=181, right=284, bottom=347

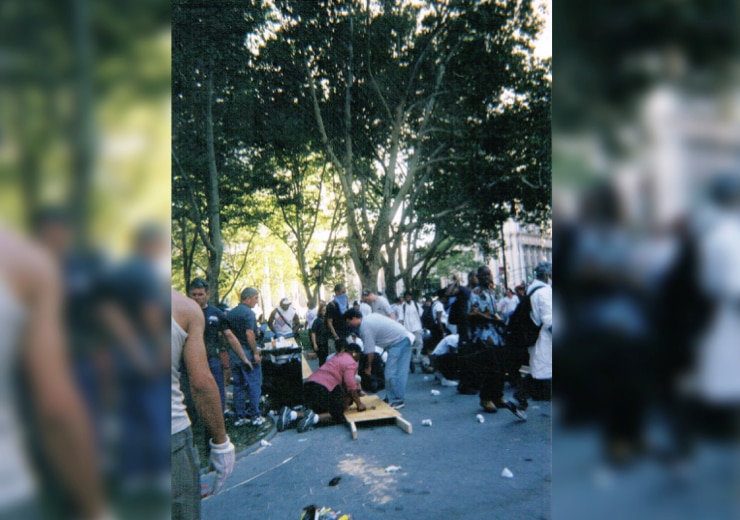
left=280, top=297, right=291, bottom=305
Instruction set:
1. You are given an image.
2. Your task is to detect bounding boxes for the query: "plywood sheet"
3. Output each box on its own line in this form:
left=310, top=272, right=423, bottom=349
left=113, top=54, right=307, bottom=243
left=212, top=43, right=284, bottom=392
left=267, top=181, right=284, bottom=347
left=301, top=355, right=313, bottom=379
left=344, top=394, right=412, bottom=440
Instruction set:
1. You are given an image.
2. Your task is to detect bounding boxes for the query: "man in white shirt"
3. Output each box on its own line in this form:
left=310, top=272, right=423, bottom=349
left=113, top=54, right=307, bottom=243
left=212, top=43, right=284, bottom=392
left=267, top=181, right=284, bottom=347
left=496, top=287, right=520, bottom=322
left=398, top=290, right=424, bottom=368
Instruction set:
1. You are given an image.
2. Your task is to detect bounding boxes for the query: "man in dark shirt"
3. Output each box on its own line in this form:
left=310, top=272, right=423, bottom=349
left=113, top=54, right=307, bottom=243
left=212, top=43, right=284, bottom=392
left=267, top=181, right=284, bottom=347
left=187, top=278, right=252, bottom=412
left=326, top=284, right=349, bottom=353
left=226, top=288, right=265, bottom=427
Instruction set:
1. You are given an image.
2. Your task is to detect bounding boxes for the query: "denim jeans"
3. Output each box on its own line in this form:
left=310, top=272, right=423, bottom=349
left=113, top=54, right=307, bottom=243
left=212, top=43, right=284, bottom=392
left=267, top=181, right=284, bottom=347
left=230, top=349, right=262, bottom=419
left=171, top=427, right=200, bottom=520
left=207, top=356, right=225, bottom=412
left=384, top=337, right=412, bottom=402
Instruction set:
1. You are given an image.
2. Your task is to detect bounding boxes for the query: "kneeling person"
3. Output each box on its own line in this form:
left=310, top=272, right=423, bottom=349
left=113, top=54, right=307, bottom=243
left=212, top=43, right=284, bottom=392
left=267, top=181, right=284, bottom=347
left=277, top=344, right=366, bottom=433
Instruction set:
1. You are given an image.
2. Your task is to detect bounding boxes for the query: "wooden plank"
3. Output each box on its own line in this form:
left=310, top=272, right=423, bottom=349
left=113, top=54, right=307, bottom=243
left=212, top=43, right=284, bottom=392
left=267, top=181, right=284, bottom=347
left=395, top=416, right=413, bottom=435
left=301, top=355, right=313, bottom=380
left=344, top=394, right=400, bottom=422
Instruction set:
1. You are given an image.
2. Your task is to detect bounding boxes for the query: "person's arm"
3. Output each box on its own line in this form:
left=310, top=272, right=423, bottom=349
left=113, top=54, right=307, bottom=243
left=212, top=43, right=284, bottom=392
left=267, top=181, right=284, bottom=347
left=182, top=302, right=228, bottom=445
left=175, top=292, right=233, bottom=496
left=292, top=312, right=301, bottom=332
left=99, top=300, right=153, bottom=376
left=310, top=321, right=320, bottom=352
left=24, top=253, right=108, bottom=519
left=266, top=309, right=278, bottom=334
left=245, top=328, right=261, bottom=365
left=223, top=328, right=253, bottom=369
left=326, top=304, right=339, bottom=339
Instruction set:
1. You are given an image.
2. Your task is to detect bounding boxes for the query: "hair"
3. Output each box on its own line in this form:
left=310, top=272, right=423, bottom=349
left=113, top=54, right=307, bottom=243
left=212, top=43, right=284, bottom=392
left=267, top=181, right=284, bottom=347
left=188, top=278, right=209, bottom=291
left=345, top=343, right=362, bottom=356
left=344, top=308, right=363, bottom=321
left=534, top=262, right=552, bottom=281
left=240, top=287, right=259, bottom=300
left=334, top=283, right=345, bottom=293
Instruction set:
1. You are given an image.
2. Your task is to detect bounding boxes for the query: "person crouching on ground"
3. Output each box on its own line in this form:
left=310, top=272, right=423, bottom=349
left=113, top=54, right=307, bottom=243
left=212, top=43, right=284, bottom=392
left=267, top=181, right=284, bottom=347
left=276, top=343, right=366, bottom=433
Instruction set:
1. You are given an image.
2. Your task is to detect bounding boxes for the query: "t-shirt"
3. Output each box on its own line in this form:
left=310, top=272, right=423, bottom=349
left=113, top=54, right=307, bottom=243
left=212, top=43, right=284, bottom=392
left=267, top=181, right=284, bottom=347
left=271, top=306, right=297, bottom=336
left=432, top=300, right=447, bottom=325
left=227, top=303, right=258, bottom=347
left=306, top=352, right=359, bottom=392
left=203, top=304, right=230, bottom=358
left=358, top=313, right=414, bottom=354
left=326, top=299, right=348, bottom=338
left=399, top=301, right=423, bottom=332
left=371, top=295, right=394, bottom=318
left=310, top=316, right=329, bottom=346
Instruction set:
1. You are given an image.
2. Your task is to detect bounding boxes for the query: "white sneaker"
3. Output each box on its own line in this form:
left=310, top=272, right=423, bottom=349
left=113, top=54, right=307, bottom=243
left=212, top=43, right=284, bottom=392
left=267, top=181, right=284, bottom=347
left=234, top=418, right=250, bottom=427
left=440, top=377, right=459, bottom=387
left=251, top=416, right=266, bottom=427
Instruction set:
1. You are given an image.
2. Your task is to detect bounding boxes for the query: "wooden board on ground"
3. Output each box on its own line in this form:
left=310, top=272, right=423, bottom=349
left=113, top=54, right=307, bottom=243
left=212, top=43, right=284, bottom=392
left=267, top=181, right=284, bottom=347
left=301, top=355, right=313, bottom=379
left=343, top=394, right=412, bottom=440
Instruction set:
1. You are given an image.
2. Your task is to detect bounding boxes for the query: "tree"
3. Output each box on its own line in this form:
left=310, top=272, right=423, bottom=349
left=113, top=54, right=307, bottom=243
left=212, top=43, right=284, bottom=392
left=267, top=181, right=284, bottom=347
left=172, top=0, right=266, bottom=303
left=249, top=0, right=550, bottom=298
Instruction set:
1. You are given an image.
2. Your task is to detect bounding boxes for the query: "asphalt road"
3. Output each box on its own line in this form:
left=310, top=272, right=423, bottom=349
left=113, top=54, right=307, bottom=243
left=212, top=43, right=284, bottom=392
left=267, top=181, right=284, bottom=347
left=201, top=362, right=552, bottom=519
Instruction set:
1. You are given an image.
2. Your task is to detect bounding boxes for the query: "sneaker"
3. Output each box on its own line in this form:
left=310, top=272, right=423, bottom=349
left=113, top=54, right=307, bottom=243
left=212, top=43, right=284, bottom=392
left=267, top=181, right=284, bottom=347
left=251, top=416, right=266, bottom=427
left=390, top=401, right=405, bottom=410
left=480, top=400, right=498, bottom=413
left=276, top=406, right=292, bottom=432
left=502, top=400, right=528, bottom=421
left=440, top=377, right=459, bottom=387
left=233, top=418, right=250, bottom=427
left=514, top=389, right=529, bottom=411
left=296, top=409, right=317, bottom=433
left=223, top=409, right=235, bottom=417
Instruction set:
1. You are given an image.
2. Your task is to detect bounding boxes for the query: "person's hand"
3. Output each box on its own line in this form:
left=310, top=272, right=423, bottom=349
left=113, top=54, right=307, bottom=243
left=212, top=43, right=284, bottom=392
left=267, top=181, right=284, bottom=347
left=357, top=403, right=366, bottom=412
left=240, top=356, right=253, bottom=370
left=209, top=436, right=235, bottom=496
left=364, top=368, right=372, bottom=376
left=253, top=351, right=261, bottom=365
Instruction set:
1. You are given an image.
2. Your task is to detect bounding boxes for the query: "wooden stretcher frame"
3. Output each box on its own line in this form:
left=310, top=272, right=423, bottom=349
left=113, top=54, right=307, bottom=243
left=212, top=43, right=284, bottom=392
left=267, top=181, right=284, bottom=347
left=343, top=394, right=413, bottom=440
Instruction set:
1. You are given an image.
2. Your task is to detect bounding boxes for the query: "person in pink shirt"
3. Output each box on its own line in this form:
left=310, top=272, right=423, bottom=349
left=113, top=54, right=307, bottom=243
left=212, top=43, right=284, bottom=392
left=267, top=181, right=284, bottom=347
left=276, top=344, right=366, bottom=433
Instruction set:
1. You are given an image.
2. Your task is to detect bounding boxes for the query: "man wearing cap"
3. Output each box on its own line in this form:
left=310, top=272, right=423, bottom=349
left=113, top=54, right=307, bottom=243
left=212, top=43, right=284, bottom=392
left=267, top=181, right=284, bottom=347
left=345, top=308, right=414, bottom=409
left=268, top=297, right=300, bottom=339
left=361, top=289, right=396, bottom=320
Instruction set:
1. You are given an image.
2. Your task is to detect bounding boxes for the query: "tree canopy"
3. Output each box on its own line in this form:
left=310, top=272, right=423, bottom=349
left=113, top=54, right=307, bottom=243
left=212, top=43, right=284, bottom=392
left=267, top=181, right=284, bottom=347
left=172, top=0, right=551, bottom=301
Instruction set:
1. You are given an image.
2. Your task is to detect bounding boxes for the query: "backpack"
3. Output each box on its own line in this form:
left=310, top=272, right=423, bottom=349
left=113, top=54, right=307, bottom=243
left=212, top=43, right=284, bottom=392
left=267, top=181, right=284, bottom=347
left=421, top=304, right=435, bottom=331
left=504, top=285, right=544, bottom=349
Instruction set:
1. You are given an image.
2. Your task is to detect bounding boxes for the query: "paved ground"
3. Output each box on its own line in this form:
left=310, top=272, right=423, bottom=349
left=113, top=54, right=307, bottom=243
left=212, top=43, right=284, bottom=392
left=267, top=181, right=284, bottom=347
left=201, top=361, right=552, bottom=519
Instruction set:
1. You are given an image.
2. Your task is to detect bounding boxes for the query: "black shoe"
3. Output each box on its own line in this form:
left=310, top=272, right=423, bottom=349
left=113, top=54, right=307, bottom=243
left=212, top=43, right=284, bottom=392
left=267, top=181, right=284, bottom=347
left=457, top=383, right=478, bottom=395
left=502, top=400, right=527, bottom=421
left=514, top=390, right=529, bottom=411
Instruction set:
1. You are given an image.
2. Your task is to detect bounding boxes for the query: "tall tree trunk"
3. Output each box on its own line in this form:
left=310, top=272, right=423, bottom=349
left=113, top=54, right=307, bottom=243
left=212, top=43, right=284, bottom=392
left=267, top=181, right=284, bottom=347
left=205, top=69, right=223, bottom=304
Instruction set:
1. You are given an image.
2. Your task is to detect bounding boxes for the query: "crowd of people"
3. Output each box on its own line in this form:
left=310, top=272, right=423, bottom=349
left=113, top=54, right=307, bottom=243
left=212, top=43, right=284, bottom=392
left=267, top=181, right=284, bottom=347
left=180, top=262, right=553, bottom=437
left=170, top=261, right=553, bottom=518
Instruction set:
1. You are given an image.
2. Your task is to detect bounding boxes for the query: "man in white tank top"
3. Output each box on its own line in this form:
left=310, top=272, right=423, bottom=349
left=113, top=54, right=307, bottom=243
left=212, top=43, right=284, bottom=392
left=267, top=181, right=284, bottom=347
left=0, top=225, right=110, bottom=519
left=171, top=290, right=235, bottom=520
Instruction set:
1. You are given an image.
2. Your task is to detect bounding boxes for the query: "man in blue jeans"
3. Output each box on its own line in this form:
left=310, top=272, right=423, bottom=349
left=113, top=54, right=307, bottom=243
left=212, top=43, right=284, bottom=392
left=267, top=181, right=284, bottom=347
left=225, top=288, right=265, bottom=426
left=345, top=308, right=414, bottom=409
left=188, top=278, right=253, bottom=413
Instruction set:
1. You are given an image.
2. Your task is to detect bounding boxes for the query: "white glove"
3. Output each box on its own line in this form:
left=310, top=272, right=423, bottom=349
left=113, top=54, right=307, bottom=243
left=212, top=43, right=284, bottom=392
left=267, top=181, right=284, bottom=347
left=209, top=435, right=235, bottom=496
